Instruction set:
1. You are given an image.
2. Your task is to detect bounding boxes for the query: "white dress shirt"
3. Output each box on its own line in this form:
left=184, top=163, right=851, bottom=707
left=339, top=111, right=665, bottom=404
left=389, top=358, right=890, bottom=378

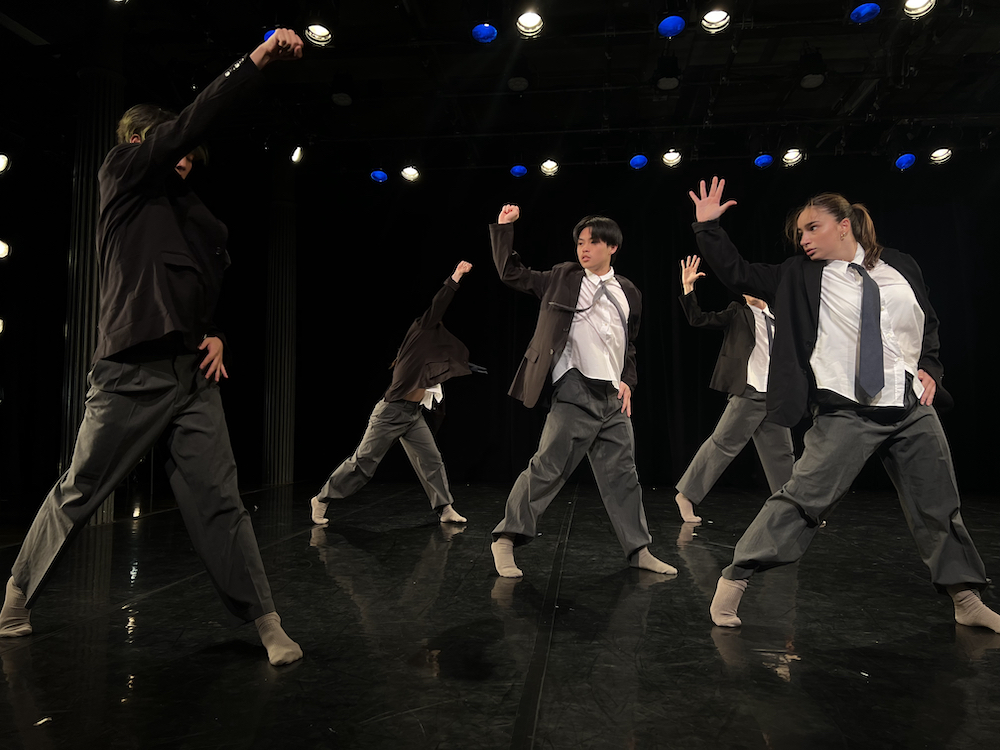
left=745, top=302, right=775, bottom=393
left=810, top=244, right=925, bottom=407
left=419, top=384, right=443, bottom=410
left=552, top=268, right=630, bottom=387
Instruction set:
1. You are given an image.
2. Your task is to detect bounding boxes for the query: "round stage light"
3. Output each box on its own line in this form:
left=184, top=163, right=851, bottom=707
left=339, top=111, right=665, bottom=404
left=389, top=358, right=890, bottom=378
left=849, top=3, right=882, bottom=23
left=661, top=149, right=682, bottom=167
left=305, top=24, right=333, bottom=47
left=894, top=153, right=916, bottom=171
left=701, top=10, right=731, bottom=34
left=370, top=169, right=388, bottom=183
left=0, top=319, right=5, bottom=334
left=510, top=164, right=528, bottom=177
left=0, top=154, right=9, bottom=174
left=929, top=147, right=952, bottom=165
left=540, top=159, right=559, bottom=177
left=782, top=148, right=804, bottom=167
left=903, top=0, right=935, bottom=19
left=264, top=29, right=276, bottom=41
left=508, top=76, right=529, bottom=92
left=517, top=11, right=544, bottom=38
left=0, top=239, right=10, bottom=259
left=472, top=23, right=498, bottom=43
left=401, top=166, right=420, bottom=182
left=657, top=15, right=686, bottom=38
left=290, top=146, right=303, bottom=164
left=331, top=92, right=352, bottom=106
left=629, top=154, right=648, bottom=170
left=753, top=153, right=774, bottom=169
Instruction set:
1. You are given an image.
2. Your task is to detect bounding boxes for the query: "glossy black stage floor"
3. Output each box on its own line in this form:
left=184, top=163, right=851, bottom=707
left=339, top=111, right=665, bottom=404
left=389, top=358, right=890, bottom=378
left=1, top=482, right=999, bottom=749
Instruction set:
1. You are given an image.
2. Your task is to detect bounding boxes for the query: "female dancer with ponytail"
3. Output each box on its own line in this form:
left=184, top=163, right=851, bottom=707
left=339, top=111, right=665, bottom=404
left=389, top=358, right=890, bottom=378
left=688, top=177, right=1000, bottom=633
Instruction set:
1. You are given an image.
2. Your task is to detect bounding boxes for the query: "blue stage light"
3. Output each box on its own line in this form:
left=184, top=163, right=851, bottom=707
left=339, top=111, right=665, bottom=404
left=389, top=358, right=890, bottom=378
left=264, top=29, right=276, bottom=41
left=657, top=15, right=686, bottom=38
left=370, top=169, right=388, bottom=183
left=754, top=154, right=774, bottom=169
left=850, top=4, right=881, bottom=23
left=510, top=164, right=528, bottom=177
left=629, top=154, right=648, bottom=170
left=894, top=153, right=916, bottom=171
left=472, top=23, right=498, bottom=43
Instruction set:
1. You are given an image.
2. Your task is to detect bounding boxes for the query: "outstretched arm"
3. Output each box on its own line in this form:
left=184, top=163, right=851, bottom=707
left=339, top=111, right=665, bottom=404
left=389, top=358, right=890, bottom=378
left=491, top=204, right=551, bottom=299
left=417, top=261, right=472, bottom=329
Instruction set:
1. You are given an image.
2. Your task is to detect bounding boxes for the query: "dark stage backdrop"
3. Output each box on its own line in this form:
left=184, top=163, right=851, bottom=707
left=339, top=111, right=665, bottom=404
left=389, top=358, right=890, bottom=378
left=1, top=132, right=998, bottom=515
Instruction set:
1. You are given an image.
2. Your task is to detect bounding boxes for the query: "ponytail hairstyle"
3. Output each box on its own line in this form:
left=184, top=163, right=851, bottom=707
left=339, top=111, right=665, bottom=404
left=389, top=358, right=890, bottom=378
left=785, top=193, right=883, bottom=269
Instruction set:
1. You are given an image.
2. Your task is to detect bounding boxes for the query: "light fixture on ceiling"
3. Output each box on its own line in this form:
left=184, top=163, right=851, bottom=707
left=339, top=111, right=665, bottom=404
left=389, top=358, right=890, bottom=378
left=629, top=154, right=648, bottom=170
left=893, top=152, right=916, bottom=170
left=849, top=3, right=882, bottom=23
left=0, top=318, right=5, bottom=334
left=508, top=76, right=529, bottom=92
left=510, top=164, right=528, bottom=177
left=928, top=147, right=952, bottom=165
left=516, top=10, right=544, bottom=38
left=0, top=239, right=10, bottom=259
left=903, top=0, right=936, bottom=19
left=661, top=149, right=682, bottom=167
left=331, top=92, right=352, bottom=106
left=653, top=55, right=681, bottom=91
left=291, top=146, right=304, bottom=164
left=370, top=169, right=388, bottom=183
left=540, top=159, right=559, bottom=176
left=0, top=154, right=9, bottom=174
left=305, top=24, right=333, bottom=47
left=401, top=166, right=420, bottom=182
left=782, top=148, right=804, bottom=167
left=701, top=9, right=731, bottom=34
left=799, top=50, right=826, bottom=89
left=753, top=153, right=774, bottom=169
left=472, top=23, right=498, bottom=43
left=657, top=15, right=686, bottom=38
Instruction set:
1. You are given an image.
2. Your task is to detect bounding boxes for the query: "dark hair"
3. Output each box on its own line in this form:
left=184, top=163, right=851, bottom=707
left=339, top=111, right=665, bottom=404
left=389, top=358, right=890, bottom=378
left=572, top=215, right=623, bottom=259
left=785, top=192, right=883, bottom=269
left=115, top=104, right=178, bottom=144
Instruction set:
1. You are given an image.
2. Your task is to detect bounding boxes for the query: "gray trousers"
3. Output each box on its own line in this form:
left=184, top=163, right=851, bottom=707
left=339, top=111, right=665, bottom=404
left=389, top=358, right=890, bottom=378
left=13, top=355, right=274, bottom=621
left=317, top=399, right=454, bottom=510
left=493, top=369, right=653, bottom=559
left=676, top=386, right=794, bottom=504
left=723, top=401, right=988, bottom=592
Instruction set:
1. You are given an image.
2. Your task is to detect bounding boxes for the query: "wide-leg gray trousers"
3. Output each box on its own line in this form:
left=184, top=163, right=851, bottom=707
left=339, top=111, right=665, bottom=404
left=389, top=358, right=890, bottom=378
left=316, top=399, right=455, bottom=510
left=676, top=386, right=794, bottom=504
left=12, top=355, right=275, bottom=621
left=722, top=401, right=988, bottom=593
left=492, top=369, right=653, bottom=559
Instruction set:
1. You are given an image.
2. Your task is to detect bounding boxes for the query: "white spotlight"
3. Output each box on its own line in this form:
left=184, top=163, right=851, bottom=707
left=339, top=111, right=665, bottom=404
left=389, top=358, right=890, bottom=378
left=903, top=0, right=936, bottom=19
left=540, top=159, right=559, bottom=177
left=0, top=319, right=5, bottom=334
left=929, top=147, right=952, bottom=165
left=517, top=11, right=544, bottom=38
left=0, top=240, right=9, bottom=259
left=305, top=24, right=333, bottom=47
left=401, top=166, right=420, bottom=182
left=782, top=148, right=804, bottom=167
left=0, top=154, right=9, bottom=174
left=701, top=10, right=731, bottom=34
left=291, top=146, right=304, bottom=163
left=661, top=149, right=682, bottom=167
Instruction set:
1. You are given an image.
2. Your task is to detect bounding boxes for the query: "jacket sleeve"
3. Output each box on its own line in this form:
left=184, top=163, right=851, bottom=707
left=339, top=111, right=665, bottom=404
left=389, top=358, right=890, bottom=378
left=678, top=291, right=740, bottom=329
left=490, top=223, right=552, bottom=299
left=104, top=55, right=262, bottom=194
left=622, top=287, right=641, bottom=390
left=416, top=277, right=460, bottom=329
left=692, top=220, right=783, bottom=302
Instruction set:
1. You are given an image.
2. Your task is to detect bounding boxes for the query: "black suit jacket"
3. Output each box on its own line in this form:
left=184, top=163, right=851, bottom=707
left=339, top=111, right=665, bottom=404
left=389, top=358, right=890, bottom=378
left=678, top=291, right=757, bottom=396
left=94, top=55, right=261, bottom=363
left=490, top=223, right=641, bottom=409
left=693, top=219, right=944, bottom=427
left=383, top=277, right=472, bottom=402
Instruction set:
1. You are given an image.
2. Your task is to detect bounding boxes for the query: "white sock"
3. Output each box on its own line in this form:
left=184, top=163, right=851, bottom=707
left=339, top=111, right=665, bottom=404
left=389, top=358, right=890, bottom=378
left=491, top=537, right=523, bottom=578
left=439, top=504, right=467, bottom=523
left=950, top=587, right=1000, bottom=634
left=674, top=492, right=702, bottom=523
left=310, top=496, right=329, bottom=525
left=0, top=577, right=31, bottom=637
left=629, top=547, right=678, bottom=575
left=711, top=577, right=747, bottom=628
left=255, top=612, right=303, bottom=666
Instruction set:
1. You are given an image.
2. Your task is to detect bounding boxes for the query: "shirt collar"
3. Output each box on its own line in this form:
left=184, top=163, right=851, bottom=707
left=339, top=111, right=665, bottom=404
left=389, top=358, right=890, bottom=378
left=584, top=267, right=616, bottom=284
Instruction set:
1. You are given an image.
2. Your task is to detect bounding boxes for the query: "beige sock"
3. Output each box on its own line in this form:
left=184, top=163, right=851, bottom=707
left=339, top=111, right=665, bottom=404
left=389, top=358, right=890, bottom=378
left=950, top=587, right=1000, bottom=633
left=629, top=547, right=678, bottom=575
left=439, top=504, right=467, bottom=523
left=711, top=577, right=748, bottom=628
left=255, top=612, right=303, bottom=666
left=310, top=496, right=329, bottom=525
left=674, top=492, right=702, bottom=523
left=0, top=577, right=31, bottom=637
left=491, top=537, right=523, bottom=578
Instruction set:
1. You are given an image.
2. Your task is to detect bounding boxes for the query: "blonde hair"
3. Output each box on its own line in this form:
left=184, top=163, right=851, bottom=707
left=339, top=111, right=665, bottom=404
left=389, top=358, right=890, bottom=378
left=785, top=193, right=883, bottom=269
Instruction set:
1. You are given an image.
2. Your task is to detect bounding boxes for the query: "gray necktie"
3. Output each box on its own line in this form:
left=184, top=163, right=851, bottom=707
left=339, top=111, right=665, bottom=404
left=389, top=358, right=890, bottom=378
left=594, top=280, right=629, bottom=333
left=849, top=263, right=884, bottom=399
left=764, top=314, right=774, bottom=354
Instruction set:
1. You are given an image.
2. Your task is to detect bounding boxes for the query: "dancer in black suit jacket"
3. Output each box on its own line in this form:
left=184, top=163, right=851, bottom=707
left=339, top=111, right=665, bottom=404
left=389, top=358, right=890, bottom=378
left=0, top=30, right=305, bottom=666
left=689, top=177, right=1000, bottom=634
left=674, top=255, right=793, bottom=523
